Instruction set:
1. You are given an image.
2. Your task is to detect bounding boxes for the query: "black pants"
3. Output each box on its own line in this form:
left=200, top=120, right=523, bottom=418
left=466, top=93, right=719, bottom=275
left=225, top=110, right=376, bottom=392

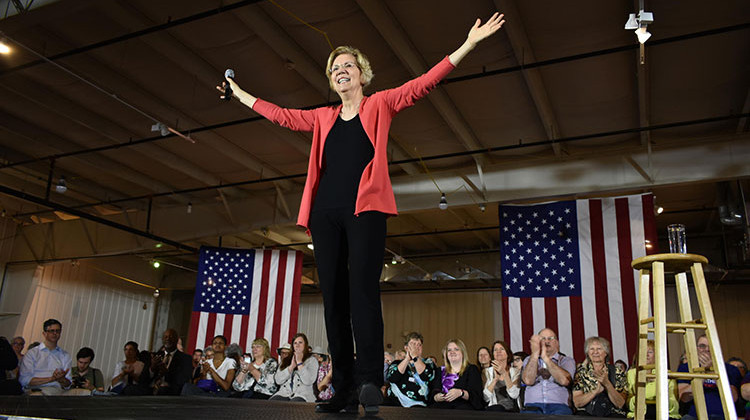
left=309, top=208, right=386, bottom=395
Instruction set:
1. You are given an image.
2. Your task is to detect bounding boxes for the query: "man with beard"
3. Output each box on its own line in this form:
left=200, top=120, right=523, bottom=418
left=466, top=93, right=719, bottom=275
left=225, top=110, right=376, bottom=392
left=150, top=329, right=193, bottom=395
left=521, top=328, right=576, bottom=414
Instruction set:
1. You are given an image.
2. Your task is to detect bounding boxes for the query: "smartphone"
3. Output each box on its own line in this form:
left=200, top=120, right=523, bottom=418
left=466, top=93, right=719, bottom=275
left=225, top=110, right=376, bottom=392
left=244, top=357, right=252, bottom=364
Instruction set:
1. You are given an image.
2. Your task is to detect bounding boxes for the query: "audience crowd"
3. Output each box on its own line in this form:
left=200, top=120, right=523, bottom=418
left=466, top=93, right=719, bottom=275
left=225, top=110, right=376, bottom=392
left=2, top=318, right=748, bottom=419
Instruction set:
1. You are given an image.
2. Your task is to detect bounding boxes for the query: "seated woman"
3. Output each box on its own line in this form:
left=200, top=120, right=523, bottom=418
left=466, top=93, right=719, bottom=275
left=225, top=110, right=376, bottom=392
left=572, top=336, right=627, bottom=417
left=270, top=333, right=318, bottom=402
left=385, top=332, right=440, bottom=408
left=483, top=340, right=520, bottom=412
left=430, top=338, right=484, bottom=410
left=626, top=340, right=680, bottom=419
left=181, top=335, right=236, bottom=397
left=476, top=346, right=491, bottom=384
left=232, top=338, right=278, bottom=399
left=312, top=346, right=333, bottom=402
left=110, top=341, right=143, bottom=393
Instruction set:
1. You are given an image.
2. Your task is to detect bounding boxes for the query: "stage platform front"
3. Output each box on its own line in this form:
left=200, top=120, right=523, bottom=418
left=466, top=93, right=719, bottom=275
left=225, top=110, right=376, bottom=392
left=0, top=396, right=619, bottom=420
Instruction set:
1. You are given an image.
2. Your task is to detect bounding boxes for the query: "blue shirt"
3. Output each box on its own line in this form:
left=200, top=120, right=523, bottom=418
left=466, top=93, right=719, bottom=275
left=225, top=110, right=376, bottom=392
left=18, top=344, right=73, bottom=389
left=677, top=362, right=741, bottom=418
left=522, top=352, right=576, bottom=405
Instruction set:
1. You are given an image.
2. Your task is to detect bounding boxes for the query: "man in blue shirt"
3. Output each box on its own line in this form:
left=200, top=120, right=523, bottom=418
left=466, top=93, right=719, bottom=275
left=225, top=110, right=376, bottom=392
left=678, top=335, right=741, bottom=419
left=18, top=319, right=72, bottom=395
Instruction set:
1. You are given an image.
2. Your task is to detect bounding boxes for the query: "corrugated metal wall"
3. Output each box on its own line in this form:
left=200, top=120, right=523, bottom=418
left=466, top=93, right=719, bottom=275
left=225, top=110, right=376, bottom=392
left=0, top=261, right=156, bottom=383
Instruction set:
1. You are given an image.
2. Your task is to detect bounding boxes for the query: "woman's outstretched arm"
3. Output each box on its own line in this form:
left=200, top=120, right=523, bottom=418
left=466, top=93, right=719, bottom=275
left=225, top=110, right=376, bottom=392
left=448, top=12, right=505, bottom=66
left=216, top=79, right=257, bottom=109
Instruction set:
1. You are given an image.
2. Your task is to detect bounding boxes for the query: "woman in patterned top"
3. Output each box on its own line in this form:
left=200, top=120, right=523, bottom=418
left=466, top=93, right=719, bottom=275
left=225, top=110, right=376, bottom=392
left=572, top=336, right=627, bottom=417
left=232, top=338, right=278, bottom=399
left=385, top=332, right=440, bottom=407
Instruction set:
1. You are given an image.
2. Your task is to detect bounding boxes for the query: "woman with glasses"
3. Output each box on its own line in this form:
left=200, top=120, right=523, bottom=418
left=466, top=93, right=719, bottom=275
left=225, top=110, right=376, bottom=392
left=483, top=340, right=520, bottom=412
left=625, top=340, right=680, bottom=419
left=219, top=12, right=504, bottom=414
left=572, top=336, right=627, bottom=417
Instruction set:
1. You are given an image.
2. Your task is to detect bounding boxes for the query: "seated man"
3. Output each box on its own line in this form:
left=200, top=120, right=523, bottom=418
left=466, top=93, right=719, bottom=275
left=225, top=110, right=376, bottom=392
left=385, top=332, right=440, bottom=407
left=678, top=335, right=741, bottom=420
left=521, top=328, right=576, bottom=414
left=150, top=328, right=192, bottom=395
left=9, top=336, right=25, bottom=379
left=18, top=319, right=73, bottom=395
left=70, top=347, right=105, bottom=394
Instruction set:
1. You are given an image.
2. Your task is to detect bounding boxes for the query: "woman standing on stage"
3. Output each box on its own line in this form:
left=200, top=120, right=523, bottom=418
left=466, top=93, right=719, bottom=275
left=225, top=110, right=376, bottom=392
left=219, top=12, right=504, bottom=414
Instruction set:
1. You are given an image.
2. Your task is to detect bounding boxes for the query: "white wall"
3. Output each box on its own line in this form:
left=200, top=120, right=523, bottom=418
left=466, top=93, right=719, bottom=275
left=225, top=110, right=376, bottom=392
left=0, top=261, right=156, bottom=382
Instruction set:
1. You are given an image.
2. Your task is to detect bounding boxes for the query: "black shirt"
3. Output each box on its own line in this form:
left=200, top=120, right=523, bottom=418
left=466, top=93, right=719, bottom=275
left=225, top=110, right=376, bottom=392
left=312, top=115, right=374, bottom=211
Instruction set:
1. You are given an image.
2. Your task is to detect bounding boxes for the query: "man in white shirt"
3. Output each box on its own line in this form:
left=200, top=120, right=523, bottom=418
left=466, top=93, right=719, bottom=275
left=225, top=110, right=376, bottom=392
left=18, top=319, right=72, bottom=395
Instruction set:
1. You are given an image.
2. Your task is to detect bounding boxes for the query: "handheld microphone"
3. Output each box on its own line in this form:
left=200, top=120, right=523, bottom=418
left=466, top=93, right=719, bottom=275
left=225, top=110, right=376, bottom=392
left=222, top=69, right=235, bottom=101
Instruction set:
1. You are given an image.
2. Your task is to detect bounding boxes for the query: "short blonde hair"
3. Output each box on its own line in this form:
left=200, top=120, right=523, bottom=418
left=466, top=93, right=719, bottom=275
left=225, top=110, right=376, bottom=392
left=325, top=46, right=374, bottom=89
left=442, top=338, right=470, bottom=376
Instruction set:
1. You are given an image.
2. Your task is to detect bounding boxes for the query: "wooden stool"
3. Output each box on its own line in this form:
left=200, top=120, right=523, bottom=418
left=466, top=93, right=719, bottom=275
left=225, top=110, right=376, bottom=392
left=631, top=253, right=736, bottom=420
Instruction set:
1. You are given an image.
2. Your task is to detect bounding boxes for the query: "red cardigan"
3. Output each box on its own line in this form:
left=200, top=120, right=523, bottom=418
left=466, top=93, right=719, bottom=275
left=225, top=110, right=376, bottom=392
left=253, top=56, right=456, bottom=229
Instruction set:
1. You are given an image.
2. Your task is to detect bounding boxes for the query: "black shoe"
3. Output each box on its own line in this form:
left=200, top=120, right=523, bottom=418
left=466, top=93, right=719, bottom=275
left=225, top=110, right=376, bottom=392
left=315, top=392, right=358, bottom=414
left=358, top=383, right=383, bottom=415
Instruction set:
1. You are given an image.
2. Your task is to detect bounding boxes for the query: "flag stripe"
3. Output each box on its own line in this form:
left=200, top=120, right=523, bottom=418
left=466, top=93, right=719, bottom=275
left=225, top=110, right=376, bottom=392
left=502, top=296, right=511, bottom=345
left=556, top=297, right=573, bottom=357
left=205, top=312, right=217, bottom=349
left=603, top=199, right=627, bottom=363
left=509, top=297, right=522, bottom=352
left=570, top=295, right=585, bottom=361
left=520, top=298, right=533, bottom=354
left=188, top=311, right=201, bottom=352
left=544, top=297, right=558, bottom=340
left=271, top=250, right=288, bottom=357
left=254, top=252, right=272, bottom=341
left=616, top=198, right=638, bottom=363
left=287, top=255, right=303, bottom=345
left=263, top=251, right=280, bottom=348
left=578, top=201, right=598, bottom=340
left=589, top=200, right=613, bottom=345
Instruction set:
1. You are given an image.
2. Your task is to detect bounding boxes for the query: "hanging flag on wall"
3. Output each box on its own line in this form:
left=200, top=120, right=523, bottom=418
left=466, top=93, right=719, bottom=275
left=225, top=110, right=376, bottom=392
left=500, top=194, right=656, bottom=363
left=187, top=247, right=303, bottom=356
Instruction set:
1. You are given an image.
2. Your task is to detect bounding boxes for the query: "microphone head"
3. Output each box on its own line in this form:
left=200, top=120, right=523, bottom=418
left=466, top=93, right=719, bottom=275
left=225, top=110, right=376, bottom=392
left=224, top=69, right=235, bottom=79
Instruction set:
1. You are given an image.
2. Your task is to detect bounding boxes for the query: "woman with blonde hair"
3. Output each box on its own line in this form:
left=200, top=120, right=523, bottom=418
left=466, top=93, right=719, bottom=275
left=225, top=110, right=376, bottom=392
left=219, top=12, right=504, bottom=414
left=232, top=337, right=279, bottom=399
left=430, top=339, right=484, bottom=410
left=625, top=340, right=680, bottom=419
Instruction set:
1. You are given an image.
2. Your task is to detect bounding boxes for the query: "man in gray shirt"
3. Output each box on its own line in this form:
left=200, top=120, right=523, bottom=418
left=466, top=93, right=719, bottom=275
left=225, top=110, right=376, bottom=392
left=521, top=328, right=576, bottom=414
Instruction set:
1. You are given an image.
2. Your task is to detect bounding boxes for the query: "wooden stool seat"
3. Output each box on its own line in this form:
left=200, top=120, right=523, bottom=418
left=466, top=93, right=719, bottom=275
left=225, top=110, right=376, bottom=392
left=632, top=253, right=736, bottom=420
left=631, top=253, right=707, bottom=272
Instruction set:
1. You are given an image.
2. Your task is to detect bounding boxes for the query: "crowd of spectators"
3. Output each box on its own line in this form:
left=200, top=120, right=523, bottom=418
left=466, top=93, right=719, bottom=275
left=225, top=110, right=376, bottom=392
left=2, top=319, right=748, bottom=419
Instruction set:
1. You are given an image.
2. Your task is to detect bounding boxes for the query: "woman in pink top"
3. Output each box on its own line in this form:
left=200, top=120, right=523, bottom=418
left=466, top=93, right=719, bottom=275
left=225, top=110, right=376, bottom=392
left=218, top=11, right=505, bottom=414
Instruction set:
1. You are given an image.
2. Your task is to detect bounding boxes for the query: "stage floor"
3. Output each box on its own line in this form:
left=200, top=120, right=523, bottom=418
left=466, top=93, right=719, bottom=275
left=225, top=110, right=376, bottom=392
left=0, top=396, right=617, bottom=420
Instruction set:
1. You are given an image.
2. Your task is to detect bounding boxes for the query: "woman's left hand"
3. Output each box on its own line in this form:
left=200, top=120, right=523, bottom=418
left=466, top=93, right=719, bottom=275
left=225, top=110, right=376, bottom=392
left=444, top=388, right=463, bottom=402
left=466, top=12, right=506, bottom=47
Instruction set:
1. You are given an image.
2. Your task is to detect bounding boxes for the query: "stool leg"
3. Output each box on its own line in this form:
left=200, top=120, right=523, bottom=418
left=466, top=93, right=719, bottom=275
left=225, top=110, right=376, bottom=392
left=635, top=268, right=651, bottom=420
left=675, top=271, right=708, bottom=420
left=652, top=261, right=669, bottom=418
left=690, top=262, right=737, bottom=420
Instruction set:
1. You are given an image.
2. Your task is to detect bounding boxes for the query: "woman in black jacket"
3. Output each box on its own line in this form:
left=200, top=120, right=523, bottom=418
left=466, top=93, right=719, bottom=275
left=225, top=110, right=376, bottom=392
left=430, top=339, right=484, bottom=410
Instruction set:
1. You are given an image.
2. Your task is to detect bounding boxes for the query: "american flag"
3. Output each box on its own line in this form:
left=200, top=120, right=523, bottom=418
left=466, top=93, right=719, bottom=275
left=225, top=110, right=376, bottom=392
left=501, top=194, right=656, bottom=363
left=187, top=247, right=303, bottom=356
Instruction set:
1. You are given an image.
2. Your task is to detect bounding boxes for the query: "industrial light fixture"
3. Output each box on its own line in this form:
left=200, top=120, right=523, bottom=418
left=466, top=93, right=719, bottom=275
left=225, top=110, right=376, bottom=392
left=307, top=243, right=314, bottom=250
left=153, top=288, right=160, bottom=298
left=152, top=260, right=160, bottom=268
left=55, top=176, right=67, bottom=193
left=151, top=122, right=169, bottom=136
left=0, top=39, right=10, bottom=54
left=187, top=202, right=193, bottom=214
left=479, top=203, right=486, bottom=212
left=656, top=205, right=664, bottom=215
left=438, top=193, right=448, bottom=210
left=624, top=9, right=654, bottom=44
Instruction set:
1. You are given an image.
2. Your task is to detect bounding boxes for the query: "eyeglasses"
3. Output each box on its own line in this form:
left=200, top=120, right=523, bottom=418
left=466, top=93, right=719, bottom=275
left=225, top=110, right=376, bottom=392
left=330, top=61, right=357, bottom=74
left=540, top=336, right=557, bottom=341
left=45, top=329, right=61, bottom=334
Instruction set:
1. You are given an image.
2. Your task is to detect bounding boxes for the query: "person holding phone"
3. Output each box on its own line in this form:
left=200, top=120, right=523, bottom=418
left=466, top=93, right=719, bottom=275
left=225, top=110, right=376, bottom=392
left=232, top=338, right=278, bottom=399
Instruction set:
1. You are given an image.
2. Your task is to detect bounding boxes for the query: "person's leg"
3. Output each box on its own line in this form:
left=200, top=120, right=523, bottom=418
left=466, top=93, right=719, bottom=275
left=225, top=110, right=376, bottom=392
left=544, top=403, right=573, bottom=415
left=268, top=395, right=290, bottom=401
left=180, top=383, right=207, bottom=396
left=345, top=210, right=386, bottom=413
left=290, top=396, right=307, bottom=402
left=40, top=387, right=63, bottom=396
left=310, top=209, right=356, bottom=402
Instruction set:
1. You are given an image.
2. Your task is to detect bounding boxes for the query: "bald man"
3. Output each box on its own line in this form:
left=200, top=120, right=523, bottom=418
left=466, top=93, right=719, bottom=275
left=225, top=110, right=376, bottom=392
left=521, top=328, right=576, bottom=414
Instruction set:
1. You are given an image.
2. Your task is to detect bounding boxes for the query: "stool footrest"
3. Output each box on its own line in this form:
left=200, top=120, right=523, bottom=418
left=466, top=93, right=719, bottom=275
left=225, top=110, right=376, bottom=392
left=644, top=371, right=719, bottom=380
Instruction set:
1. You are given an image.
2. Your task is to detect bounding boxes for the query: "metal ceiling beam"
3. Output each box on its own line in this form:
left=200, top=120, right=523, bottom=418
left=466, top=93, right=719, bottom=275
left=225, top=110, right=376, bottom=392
left=0, top=183, right=198, bottom=253
left=494, top=0, right=564, bottom=156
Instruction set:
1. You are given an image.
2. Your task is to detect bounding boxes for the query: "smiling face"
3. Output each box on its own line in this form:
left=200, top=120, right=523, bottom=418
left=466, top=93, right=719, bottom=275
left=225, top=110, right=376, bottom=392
left=478, top=348, right=491, bottom=366
left=492, top=343, right=508, bottom=363
left=251, top=343, right=264, bottom=360
left=587, top=340, right=607, bottom=363
left=329, top=53, right=362, bottom=94
left=406, top=338, right=423, bottom=359
left=292, top=336, right=306, bottom=355
left=446, top=342, right=463, bottom=365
